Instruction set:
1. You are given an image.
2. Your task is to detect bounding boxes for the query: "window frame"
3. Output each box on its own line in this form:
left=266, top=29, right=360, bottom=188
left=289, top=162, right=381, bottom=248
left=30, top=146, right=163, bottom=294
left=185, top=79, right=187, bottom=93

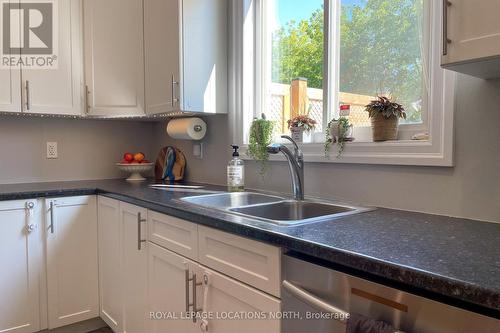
left=229, top=0, right=456, bottom=167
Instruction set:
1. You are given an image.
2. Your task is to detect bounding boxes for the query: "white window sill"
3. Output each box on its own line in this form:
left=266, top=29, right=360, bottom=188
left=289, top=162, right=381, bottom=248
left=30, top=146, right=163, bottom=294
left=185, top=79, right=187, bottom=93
left=239, top=138, right=453, bottom=167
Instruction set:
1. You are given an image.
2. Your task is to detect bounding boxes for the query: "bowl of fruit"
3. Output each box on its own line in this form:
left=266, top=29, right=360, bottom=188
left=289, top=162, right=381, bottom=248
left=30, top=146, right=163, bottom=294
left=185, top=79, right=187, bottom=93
left=116, top=152, right=154, bottom=181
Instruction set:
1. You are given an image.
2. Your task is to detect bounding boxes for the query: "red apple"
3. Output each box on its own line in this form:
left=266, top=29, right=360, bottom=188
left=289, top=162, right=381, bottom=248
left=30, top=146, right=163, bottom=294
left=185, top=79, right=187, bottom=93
left=123, top=153, right=134, bottom=162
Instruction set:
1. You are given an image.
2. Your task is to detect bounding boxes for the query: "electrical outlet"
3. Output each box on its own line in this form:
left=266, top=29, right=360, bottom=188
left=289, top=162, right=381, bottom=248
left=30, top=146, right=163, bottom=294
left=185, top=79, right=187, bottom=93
left=47, top=142, right=58, bottom=159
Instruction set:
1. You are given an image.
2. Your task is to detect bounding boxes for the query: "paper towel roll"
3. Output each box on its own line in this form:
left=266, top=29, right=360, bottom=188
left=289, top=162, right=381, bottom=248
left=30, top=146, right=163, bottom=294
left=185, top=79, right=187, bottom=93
left=166, top=117, right=207, bottom=141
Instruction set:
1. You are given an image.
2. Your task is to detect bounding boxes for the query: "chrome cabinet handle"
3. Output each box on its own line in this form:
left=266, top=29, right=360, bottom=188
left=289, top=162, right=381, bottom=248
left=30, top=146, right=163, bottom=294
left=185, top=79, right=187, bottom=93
left=137, top=212, right=147, bottom=250
left=25, top=81, right=31, bottom=111
left=171, top=75, right=179, bottom=107
left=443, top=0, right=452, bottom=56
left=192, top=274, right=203, bottom=323
left=49, top=201, right=55, bottom=234
left=282, top=280, right=349, bottom=323
left=85, top=85, right=90, bottom=114
left=185, top=269, right=192, bottom=313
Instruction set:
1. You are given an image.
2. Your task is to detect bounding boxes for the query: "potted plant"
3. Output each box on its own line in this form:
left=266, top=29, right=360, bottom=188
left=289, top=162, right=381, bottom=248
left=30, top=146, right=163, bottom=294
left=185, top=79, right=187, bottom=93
left=248, top=115, right=275, bottom=176
left=324, top=117, right=353, bottom=158
left=287, top=115, right=317, bottom=143
left=365, top=96, right=406, bottom=141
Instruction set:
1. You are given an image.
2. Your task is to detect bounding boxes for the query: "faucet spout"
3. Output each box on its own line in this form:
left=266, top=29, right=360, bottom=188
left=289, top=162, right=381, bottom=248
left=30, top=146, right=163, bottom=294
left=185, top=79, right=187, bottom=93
left=267, top=136, right=304, bottom=200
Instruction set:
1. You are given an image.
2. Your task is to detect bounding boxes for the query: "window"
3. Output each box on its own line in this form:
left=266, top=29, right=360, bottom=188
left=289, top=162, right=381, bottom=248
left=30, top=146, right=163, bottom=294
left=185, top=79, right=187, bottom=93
left=231, top=0, right=455, bottom=166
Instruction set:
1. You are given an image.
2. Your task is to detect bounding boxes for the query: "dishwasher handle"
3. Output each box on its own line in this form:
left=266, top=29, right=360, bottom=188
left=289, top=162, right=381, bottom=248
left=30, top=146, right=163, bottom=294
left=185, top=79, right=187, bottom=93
left=282, top=280, right=349, bottom=323
left=283, top=280, right=406, bottom=332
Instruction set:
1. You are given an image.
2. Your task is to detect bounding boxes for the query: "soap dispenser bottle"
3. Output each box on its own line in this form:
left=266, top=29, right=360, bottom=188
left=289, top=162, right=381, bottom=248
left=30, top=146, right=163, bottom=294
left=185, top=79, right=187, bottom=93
left=227, top=145, right=245, bottom=192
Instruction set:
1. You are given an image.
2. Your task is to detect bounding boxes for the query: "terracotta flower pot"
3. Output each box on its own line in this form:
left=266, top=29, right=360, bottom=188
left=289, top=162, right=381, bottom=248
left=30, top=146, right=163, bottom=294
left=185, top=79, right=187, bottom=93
left=371, top=113, right=399, bottom=141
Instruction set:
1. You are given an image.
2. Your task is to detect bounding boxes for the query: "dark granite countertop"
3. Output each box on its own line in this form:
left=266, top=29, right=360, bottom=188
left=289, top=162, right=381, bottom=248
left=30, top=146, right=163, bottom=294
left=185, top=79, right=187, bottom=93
left=1, top=179, right=499, bottom=318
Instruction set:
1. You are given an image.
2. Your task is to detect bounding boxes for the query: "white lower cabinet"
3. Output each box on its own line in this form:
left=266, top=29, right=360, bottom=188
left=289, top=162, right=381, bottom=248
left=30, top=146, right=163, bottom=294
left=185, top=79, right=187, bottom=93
left=98, top=198, right=282, bottom=333
left=147, top=243, right=281, bottom=333
left=0, top=199, right=42, bottom=333
left=97, top=197, right=122, bottom=332
left=120, top=203, right=148, bottom=333
left=197, top=266, right=281, bottom=333
left=45, top=196, right=99, bottom=329
left=148, top=243, right=199, bottom=333
left=97, top=199, right=148, bottom=333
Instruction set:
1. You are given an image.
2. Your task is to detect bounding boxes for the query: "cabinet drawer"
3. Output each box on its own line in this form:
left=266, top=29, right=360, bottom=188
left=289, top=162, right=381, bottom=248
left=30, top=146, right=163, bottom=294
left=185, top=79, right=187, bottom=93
left=198, top=225, right=281, bottom=297
left=148, top=211, right=198, bottom=261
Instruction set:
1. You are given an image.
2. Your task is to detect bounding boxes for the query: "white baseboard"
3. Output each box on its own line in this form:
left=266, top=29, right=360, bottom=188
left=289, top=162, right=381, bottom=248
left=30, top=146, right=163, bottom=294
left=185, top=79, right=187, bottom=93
left=39, top=318, right=108, bottom=333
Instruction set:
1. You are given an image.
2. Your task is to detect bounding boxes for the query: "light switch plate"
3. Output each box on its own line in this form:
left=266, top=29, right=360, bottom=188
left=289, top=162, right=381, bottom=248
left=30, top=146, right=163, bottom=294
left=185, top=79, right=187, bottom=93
left=193, top=143, right=203, bottom=159
left=47, top=142, right=58, bottom=159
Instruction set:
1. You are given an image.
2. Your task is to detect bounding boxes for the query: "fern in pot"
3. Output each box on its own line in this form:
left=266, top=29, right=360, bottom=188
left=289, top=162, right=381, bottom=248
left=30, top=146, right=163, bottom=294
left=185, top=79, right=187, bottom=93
left=366, top=96, right=406, bottom=141
left=248, top=115, right=275, bottom=176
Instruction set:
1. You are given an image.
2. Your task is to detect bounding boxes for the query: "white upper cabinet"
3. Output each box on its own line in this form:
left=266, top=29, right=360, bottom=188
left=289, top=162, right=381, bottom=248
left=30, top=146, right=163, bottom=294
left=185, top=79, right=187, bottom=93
left=144, top=0, right=180, bottom=115
left=45, top=196, right=99, bottom=329
left=0, top=200, right=42, bottom=333
left=0, top=0, right=21, bottom=113
left=22, top=0, right=83, bottom=115
left=442, top=0, right=500, bottom=78
left=144, top=0, right=228, bottom=115
left=83, top=0, right=146, bottom=117
left=180, top=0, right=227, bottom=114
left=0, top=0, right=82, bottom=115
left=0, top=65, right=21, bottom=113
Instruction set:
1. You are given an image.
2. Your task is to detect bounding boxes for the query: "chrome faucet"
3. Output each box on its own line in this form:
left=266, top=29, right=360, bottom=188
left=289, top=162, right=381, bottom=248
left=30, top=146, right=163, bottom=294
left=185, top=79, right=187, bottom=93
left=267, top=135, right=304, bottom=201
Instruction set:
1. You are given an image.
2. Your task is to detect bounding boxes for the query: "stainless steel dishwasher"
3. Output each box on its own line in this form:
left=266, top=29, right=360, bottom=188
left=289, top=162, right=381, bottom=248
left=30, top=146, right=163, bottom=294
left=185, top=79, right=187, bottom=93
left=282, top=253, right=500, bottom=333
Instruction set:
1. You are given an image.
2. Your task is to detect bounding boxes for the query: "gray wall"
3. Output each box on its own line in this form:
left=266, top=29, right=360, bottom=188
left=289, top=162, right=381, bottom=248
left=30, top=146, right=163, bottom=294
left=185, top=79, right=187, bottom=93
left=155, top=74, right=500, bottom=223
left=1, top=74, right=498, bottom=222
left=0, top=116, right=156, bottom=184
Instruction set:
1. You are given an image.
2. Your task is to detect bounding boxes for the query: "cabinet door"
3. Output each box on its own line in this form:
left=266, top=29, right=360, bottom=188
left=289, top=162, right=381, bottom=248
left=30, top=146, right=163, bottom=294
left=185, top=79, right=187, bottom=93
left=197, top=266, right=281, bottom=333
left=0, top=0, right=22, bottom=113
left=0, top=200, right=41, bottom=333
left=83, top=0, right=145, bottom=116
left=97, top=196, right=122, bottom=332
left=148, top=243, right=198, bottom=333
left=144, top=0, right=180, bottom=115
left=45, top=196, right=99, bottom=329
left=443, top=0, right=500, bottom=65
left=181, top=0, right=227, bottom=114
left=120, top=202, right=148, bottom=333
left=21, top=0, right=83, bottom=115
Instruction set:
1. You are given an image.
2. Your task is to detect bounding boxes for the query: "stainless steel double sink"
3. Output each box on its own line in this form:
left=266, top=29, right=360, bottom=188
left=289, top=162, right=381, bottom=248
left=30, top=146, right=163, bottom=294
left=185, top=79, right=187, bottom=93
left=180, top=192, right=372, bottom=226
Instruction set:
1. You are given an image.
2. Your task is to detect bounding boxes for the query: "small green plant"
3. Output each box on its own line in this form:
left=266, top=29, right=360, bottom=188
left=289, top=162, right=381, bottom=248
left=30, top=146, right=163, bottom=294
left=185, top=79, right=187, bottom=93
left=366, top=95, right=406, bottom=119
left=324, top=117, right=351, bottom=158
left=248, top=115, right=275, bottom=176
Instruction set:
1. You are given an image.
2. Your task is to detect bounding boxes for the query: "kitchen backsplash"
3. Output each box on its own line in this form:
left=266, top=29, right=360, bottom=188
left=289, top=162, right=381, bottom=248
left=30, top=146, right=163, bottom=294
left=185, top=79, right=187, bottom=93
left=0, top=116, right=156, bottom=184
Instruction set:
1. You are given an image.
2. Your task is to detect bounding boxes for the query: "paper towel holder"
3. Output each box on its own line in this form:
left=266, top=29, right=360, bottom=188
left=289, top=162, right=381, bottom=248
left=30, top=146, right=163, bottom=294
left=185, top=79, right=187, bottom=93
left=166, top=117, right=207, bottom=141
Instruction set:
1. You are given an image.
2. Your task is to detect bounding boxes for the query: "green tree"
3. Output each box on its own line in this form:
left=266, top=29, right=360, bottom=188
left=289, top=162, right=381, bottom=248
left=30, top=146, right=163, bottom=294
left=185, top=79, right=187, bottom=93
left=272, top=0, right=424, bottom=120
left=271, top=8, right=324, bottom=89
